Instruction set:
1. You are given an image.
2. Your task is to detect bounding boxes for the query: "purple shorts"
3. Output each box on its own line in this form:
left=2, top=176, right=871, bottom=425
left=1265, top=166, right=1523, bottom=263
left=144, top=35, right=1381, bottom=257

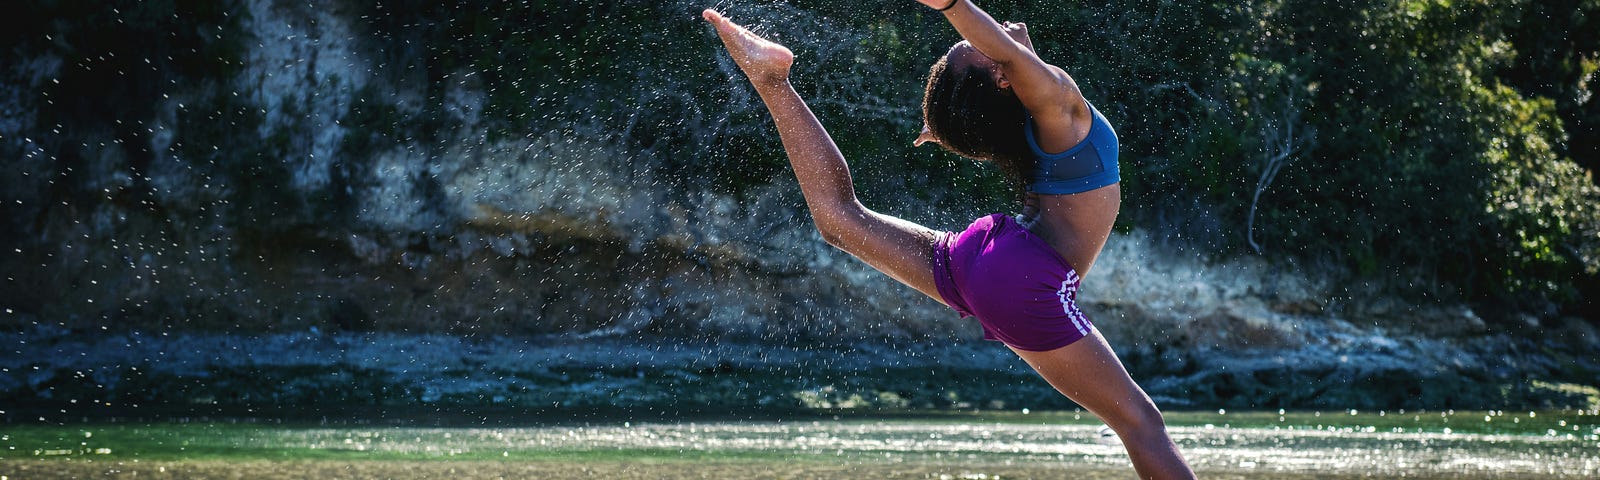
left=933, top=213, right=1094, bottom=351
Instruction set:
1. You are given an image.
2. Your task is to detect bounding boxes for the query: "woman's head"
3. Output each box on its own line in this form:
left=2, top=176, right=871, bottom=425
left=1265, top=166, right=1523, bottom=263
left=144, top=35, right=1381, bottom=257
left=920, top=42, right=1033, bottom=191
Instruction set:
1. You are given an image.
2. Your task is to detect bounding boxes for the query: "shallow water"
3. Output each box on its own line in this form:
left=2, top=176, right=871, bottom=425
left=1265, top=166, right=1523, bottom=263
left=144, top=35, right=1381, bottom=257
left=2, top=410, right=1596, bottom=478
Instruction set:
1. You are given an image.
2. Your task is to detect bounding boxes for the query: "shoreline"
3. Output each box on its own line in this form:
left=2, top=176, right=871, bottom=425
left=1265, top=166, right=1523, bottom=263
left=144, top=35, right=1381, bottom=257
left=5, top=327, right=1596, bottom=417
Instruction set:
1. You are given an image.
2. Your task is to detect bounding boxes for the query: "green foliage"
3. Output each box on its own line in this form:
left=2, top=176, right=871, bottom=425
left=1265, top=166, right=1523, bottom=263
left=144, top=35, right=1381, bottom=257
left=1068, top=0, right=1600, bottom=309
left=1260, top=0, right=1599, bottom=305
left=1494, top=0, right=1600, bottom=175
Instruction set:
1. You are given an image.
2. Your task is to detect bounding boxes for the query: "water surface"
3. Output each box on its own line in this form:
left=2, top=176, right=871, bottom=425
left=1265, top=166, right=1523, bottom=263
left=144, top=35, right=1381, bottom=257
left=3, top=410, right=1595, bottom=478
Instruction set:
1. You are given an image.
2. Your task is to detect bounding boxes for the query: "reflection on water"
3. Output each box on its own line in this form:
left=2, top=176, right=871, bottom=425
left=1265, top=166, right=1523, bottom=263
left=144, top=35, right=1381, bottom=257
left=2, top=411, right=1596, bottom=479
left=281, top=420, right=1592, bottom=478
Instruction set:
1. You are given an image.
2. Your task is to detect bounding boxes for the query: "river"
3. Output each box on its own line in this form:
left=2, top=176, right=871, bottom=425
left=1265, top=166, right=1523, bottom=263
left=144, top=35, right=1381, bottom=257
left=3, top=410, right=1594, bottom=478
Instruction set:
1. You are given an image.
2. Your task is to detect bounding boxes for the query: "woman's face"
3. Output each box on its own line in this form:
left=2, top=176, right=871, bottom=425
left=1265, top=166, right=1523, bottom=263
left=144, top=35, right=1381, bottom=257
left=915, top=41, right=1004, bottom=147
left=916, top=22, right=1032, bottom=147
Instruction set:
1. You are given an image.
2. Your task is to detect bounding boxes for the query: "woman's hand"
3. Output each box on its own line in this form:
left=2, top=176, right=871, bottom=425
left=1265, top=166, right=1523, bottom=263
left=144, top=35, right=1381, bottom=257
left=1001, top=21, right=1035, bottom=53
left=915, top=0, right=1037, bottom=58
left=703, top=9, right=794, bottom=86
left=1018, top=192, right=1041, bottom=228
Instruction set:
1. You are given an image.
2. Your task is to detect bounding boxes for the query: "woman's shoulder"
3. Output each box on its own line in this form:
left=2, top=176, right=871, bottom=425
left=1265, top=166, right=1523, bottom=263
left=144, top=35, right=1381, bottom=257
left=1027, top=64, right=1084, bottom=115
left=1021, top=66, right=1091, bottom=154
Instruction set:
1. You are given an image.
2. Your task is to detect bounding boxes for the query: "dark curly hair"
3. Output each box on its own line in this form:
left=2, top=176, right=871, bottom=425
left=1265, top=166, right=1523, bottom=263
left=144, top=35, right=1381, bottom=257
left=921, top=54, right=1034, bottom=194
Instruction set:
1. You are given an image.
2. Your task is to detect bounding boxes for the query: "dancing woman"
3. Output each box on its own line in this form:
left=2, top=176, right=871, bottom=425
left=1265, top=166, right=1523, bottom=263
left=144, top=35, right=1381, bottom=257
left=703, top=1, right=1195, bottom=477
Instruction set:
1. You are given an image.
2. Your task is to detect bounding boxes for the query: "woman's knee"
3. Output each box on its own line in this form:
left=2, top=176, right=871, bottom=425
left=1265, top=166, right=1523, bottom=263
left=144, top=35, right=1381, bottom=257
left=1102, top=398, right=1168, bottom=441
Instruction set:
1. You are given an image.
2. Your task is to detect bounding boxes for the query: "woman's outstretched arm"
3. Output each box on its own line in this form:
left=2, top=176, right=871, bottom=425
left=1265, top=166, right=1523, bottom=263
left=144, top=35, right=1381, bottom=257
left=917, top=0, right=1040, bottom=65
left=703, top=9, right=945, bottom=303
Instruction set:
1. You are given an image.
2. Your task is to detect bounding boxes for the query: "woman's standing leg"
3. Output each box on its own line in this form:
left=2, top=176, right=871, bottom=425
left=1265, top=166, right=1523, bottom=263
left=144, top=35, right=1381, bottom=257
left=1009, top=329, right=1197, bottom=479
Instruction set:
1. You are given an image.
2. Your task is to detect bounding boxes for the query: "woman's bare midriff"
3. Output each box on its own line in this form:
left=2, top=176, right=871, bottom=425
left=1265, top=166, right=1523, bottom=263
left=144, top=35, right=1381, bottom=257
left=1027, top=183, right=1121, bottom=278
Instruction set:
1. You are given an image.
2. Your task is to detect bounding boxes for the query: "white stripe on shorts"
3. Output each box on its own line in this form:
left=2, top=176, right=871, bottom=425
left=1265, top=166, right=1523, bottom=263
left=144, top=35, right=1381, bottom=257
left=1057, top=280, right=1090, bottom=336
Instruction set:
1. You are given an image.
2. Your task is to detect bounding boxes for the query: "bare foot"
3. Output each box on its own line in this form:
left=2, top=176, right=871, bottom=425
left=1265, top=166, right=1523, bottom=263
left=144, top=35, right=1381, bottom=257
left=703, top=9, right=794, bottom=85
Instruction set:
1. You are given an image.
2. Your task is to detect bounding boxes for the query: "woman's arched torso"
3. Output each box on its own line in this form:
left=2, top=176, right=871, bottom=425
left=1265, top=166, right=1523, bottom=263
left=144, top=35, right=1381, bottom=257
left=1029, top=184, right=1120, bottom=278
left=1023, top=76, right=1120, bottom=279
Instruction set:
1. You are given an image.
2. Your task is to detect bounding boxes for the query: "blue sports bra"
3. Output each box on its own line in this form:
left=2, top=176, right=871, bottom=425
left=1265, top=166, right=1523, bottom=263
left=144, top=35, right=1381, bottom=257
left=1024, top=100, right=1119, bottom=195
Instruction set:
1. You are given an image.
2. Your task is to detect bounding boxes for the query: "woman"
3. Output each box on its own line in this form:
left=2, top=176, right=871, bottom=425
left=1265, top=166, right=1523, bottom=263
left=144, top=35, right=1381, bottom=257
left=704, top=1, right=1195, bottom=477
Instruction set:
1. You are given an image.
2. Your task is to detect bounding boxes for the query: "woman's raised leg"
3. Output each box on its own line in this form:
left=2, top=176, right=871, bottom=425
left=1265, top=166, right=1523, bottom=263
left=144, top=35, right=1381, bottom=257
left=703, top=9, right=949, bottom=304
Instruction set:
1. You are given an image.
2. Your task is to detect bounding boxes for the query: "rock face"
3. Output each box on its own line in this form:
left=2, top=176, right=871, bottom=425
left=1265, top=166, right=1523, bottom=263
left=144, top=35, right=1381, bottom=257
left=0, top=0, right=965, bottom=340
left=1, top=0, right=1595, bottom=412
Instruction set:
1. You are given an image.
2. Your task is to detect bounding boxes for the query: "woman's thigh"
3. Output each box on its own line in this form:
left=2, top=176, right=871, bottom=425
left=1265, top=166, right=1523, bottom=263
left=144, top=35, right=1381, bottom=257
left=1007, top=329, right=1161, bottom=429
